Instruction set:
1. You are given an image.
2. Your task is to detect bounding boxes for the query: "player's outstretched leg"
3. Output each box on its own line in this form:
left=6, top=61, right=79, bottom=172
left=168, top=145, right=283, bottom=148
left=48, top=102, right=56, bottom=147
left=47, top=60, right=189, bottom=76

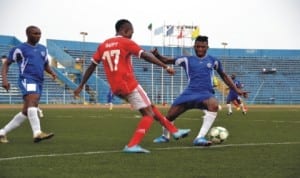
left=0, top=112, right=27, bottom=143
left=123, top=116, right=153, bottom=153
left=194, top=111, right=217, bottom=146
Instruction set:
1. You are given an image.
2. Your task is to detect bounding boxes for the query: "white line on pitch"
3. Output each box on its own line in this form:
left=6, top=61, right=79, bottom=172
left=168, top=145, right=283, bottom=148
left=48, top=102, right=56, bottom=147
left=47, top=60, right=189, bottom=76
left=0, top=141, right=299, bottom=162
left=183, top=117, right=300, bottom=124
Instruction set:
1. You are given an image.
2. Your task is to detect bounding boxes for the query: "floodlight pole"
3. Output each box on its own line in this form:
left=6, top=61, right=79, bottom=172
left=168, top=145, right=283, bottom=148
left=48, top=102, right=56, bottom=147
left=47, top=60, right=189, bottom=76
left=80, top=32, right=88, bottom=104
left=221, top=42, right=228, bottom=104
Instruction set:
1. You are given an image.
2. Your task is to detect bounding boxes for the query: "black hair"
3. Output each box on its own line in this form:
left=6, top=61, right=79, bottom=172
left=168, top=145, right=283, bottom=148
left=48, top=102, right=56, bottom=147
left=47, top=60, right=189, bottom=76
left=26, top=25, right=39, bottom=35
left=231, top=74, right=236, bottom=80
left=115, top=19, right=131, bottom=33
left=195, top=35, right=208, bottom=42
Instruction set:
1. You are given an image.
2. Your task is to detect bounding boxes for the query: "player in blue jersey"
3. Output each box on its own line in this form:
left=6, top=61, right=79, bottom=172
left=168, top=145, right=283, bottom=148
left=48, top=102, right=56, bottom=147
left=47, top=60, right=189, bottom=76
left=107, top=89, right=115, bottom=110
left=0, top=26, right=56, bottom=143
left=226, top=74, right=247, bottom=115
left=152, top=35, right=248, bottom=146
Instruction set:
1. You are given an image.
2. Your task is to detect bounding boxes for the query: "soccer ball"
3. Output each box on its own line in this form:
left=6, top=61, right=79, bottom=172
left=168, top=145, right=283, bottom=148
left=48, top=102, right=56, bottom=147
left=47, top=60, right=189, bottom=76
left=208, top=126, right=229, bottom=144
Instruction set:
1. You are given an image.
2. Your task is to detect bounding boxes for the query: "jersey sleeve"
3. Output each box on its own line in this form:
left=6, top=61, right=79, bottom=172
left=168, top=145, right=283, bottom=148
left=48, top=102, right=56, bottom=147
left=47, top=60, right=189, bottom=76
left=8, top=47, right=23, bottom=63
left=214, top=58, right=224, bottom=74
left=92, top=44, right=102, bottom=64
left=174, top=56, right=188, bottom=66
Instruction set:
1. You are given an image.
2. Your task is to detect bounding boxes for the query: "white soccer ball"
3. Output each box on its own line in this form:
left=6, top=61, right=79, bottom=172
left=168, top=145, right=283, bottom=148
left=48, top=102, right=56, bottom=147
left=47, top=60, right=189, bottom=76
left=208, top=126, right=229, bottom=144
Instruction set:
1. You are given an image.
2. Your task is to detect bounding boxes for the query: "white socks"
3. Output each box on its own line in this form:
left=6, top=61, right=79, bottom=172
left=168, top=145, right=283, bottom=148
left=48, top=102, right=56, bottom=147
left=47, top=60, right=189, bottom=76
left=27, top=107, right=42, bottom=137
left=240, top=103, right=246, bottom=112
left=162, top=126, right=171, bottom=139
left=161, top=121, right=173, bottom=139
left=227, top=104, right=232, bottom=113
left=0, top=107, right=43, bottom=138
left=0, top=112, right=27, bottom=135
left=196, top=111, right=217, bottom=138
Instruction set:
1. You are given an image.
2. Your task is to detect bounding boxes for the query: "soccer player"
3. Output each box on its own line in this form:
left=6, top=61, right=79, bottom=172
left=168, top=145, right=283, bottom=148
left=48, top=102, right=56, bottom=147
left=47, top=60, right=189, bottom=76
left=107, top=89, right=114, bottom=110
left=1, top=55, right=8, bottom=64
left=226, top=74, right=247, bottom=115
left=151, top=36, right=248, bottom=146
left=0, top=26, right=56, bottom=144
left=74, top=19, right=190, bottom=153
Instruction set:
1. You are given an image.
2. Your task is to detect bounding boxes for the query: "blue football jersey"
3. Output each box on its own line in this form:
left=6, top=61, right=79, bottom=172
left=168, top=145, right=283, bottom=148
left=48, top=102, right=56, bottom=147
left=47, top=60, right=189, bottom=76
left=8, top=43, right=49, bottom=83
left=228, top=79, right=242, bottom=96
left=175, top=54, right=223, bottom=92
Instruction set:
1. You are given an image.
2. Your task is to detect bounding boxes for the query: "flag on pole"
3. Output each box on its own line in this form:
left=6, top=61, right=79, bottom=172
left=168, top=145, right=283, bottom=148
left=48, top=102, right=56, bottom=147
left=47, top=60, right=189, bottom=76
left=166, top=26, right=174, bottom=36
left=148, top=23, right=152, bottom=31
left=177, top=27, right=184, bottom=39
left=154, top=26, right=164, bottom=35
left=191, top=26, right=200, bottom=40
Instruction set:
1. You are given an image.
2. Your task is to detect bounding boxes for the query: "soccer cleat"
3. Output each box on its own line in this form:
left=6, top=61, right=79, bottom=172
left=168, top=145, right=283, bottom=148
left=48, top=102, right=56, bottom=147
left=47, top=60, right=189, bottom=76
left=227, top=112, right=232, bottom=116
left=33, top=132, right=54, bottom=143
left=173, top=129, right=191, bottom=140
left=153, top=135, right=170, bottom=143
left=0, top=135, right=9, bottom=143
left=123, top=145, right=150, bottom=153
left=242, top=111, right=247, bottom=115
left=193, top=137, right=212, bottom=146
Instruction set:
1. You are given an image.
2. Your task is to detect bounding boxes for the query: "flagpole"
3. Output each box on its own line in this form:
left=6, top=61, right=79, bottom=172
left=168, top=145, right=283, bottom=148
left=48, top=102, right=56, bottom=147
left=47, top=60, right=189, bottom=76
left=149, top=24, right=154, bottom=102
left=153, top=22, right=168, bottom=104
left=151, top=66, right=154, bottom=101
left=191, top=24, right=194, bottom=47
left=161, top=22, right=166, bottom=104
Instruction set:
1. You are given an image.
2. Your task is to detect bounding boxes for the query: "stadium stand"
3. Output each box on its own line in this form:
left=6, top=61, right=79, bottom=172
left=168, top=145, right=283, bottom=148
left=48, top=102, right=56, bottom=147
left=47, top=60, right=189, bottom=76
left=0, top=36, right=75, bottom=104
left=1, top=35, right=300, bottom=105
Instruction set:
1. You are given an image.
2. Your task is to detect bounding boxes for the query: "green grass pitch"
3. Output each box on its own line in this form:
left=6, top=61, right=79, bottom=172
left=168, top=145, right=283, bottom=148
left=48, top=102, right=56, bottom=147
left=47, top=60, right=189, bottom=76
left=0, top=106, right=299, bottom=178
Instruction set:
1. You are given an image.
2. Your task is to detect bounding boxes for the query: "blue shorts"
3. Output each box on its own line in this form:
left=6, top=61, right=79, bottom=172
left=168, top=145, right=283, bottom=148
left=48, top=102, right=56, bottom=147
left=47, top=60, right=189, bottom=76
left=226, top=92, right=240, bottom=103
left=172, top=88, right=214, bottom=109
left=18, top=78, right=43, bottom=97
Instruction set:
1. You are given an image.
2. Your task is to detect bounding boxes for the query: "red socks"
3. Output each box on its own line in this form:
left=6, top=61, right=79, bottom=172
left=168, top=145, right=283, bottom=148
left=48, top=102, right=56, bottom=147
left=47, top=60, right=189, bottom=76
left=127, top=106, right=179, bottom=147
left=151, top=105, right=178, bottom=133
left=127, top=116, right=153, bottom=147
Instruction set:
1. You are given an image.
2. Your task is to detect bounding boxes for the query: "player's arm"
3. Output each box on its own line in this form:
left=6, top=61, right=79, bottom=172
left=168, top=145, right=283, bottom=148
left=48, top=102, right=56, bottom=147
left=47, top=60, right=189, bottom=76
left=140, top=51, right=175, bottom=75
left=74, top=62, right=97, bottom=98
left=151, top=47, right=175, bottom=64
left=45, top=64, right=57, bottom=80
left=1, top=60, right=12, bottom=91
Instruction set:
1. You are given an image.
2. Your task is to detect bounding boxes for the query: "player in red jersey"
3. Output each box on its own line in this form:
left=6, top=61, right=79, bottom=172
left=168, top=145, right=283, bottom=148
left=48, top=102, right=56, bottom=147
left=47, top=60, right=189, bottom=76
left=74, top=19, right=190, bottom=153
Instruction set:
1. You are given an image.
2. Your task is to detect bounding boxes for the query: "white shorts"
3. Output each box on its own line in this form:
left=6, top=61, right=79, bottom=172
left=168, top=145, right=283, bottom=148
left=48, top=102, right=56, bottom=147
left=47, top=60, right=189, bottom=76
left=126, top=85, right=151, bottom=110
